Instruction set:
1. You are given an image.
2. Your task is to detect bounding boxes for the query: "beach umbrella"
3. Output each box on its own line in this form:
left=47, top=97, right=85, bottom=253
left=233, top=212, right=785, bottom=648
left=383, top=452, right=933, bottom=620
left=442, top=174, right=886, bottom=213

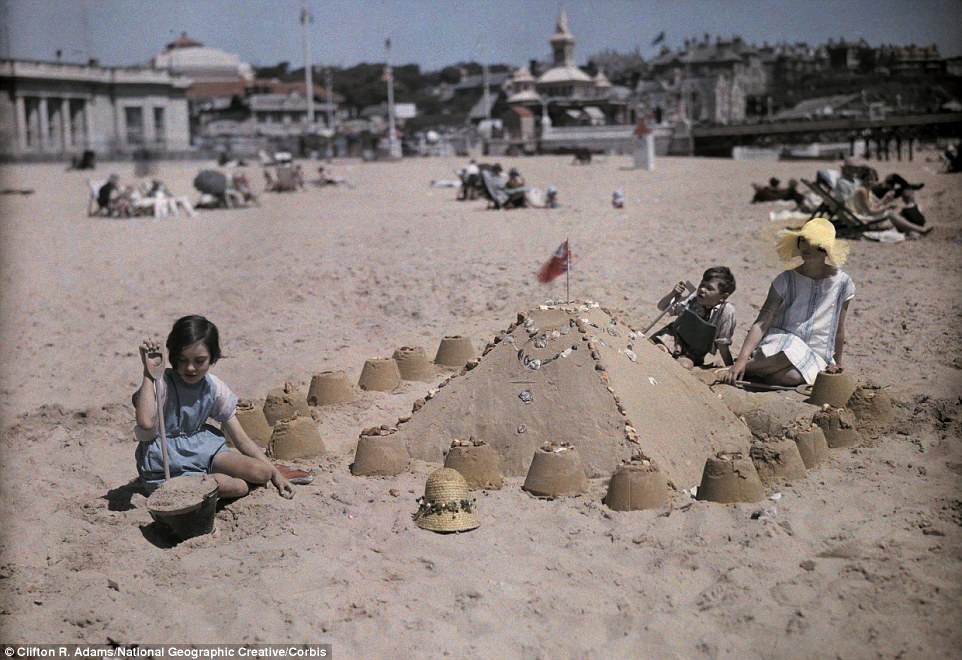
left=193, top=169, right=227, bottom=195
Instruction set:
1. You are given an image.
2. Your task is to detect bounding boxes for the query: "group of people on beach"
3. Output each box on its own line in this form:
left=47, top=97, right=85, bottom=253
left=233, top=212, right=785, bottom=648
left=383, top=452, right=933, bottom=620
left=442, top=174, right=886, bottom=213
left=456, top=159, right=552, bottom=209
left=751, top=157, right=931, bottom=239
left=124, top=142, right=919, bottom=511
left=93, top=174, right=196, bottom=218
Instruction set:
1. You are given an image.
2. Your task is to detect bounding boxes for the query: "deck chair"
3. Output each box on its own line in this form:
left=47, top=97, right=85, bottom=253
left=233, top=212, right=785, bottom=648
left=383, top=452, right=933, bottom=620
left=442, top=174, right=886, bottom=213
left=274, top=166, right=298, bottom=192
left=86, top=178, right=108, bottom=216
left=800, top=179, right=889, bottom=238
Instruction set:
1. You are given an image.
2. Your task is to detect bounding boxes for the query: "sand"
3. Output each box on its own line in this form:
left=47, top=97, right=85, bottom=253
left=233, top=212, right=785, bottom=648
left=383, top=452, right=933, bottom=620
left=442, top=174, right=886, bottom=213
left=0, top=153, right=960, bottom=655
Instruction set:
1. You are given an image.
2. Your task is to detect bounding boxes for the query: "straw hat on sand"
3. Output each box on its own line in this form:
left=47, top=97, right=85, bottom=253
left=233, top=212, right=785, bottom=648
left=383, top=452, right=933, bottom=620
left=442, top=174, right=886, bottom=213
left=413, top=468, right=479, bottom=533
left=775, top=217, right=849, bottom=267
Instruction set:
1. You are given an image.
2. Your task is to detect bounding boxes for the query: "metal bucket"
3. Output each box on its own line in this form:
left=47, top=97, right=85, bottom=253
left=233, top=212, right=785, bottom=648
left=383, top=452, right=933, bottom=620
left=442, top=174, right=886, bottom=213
left=147, top=474, right=219, bottom=541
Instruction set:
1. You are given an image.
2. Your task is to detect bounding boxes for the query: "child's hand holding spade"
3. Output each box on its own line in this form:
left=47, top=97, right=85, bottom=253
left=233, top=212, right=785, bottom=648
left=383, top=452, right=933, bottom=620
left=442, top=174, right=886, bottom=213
left=139, top=338, right=165, bottom=382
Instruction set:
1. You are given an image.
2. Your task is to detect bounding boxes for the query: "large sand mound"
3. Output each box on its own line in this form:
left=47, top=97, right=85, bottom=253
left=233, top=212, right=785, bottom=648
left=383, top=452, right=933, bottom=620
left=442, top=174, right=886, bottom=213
left=394, top=301, right=751, bottom=487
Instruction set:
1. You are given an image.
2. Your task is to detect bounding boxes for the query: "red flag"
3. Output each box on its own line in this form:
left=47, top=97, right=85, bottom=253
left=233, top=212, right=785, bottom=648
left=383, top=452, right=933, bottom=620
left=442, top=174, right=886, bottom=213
left=538, top=240, right=570, bottom=283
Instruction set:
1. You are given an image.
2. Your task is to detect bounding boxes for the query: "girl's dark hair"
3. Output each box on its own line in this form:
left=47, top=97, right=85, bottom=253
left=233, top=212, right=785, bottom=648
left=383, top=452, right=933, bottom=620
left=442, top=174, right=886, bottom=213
left=702, top=266, right=736, bottom=296
left=166, top=315, right=221, bottom=366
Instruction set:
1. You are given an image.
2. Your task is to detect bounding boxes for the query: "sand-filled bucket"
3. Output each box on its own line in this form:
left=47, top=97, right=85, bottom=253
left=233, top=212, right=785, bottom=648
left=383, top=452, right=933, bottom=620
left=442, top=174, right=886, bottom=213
left=603, top=460, right=670, bottom=511
left=522, top=444, right=588, bottom=497
left=307, top=370, right=356, bottom=406
left=147, top=474, right=219, bottom=541
left=433, top=336, right=476, bottom=368
left=358, top=358, right=402, bottom=392
left=393, top=346, right=437, bottom=382
left=444, top=439, right=503, bottom=490
left=812, top=407, right=863, bottom=448
left=351, top=434, right=410, bottom=476
left=263, top=382, right=311, bottom=425
left=270, top=414, right=324, bottom=460
left=413, top=468, right=479, bottom=533
left=803, top=369, right=858, bottom=408
left=749, top=437, right=807, bottom=483
left=696, top=452, right=766, bottom=504
left=235, top=400, right=272, bottom=448
left=788, top=425, right=830, bottom=468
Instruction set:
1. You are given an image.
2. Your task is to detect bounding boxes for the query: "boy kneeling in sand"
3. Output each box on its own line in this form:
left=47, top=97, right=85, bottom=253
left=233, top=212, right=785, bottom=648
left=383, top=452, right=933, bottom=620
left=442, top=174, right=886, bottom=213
left=651, top=266, right=737, bottom=369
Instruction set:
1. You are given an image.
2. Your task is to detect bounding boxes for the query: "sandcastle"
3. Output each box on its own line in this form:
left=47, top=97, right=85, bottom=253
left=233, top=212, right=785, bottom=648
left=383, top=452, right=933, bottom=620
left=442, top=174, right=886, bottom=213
left=263, top=382, right=311, bottom=425
left=749, top=435, right=807, bottom=483
left=270, top=413, right=325, bottom=460
left=358, top=357, right=402, bottom=392
left=393, top=346, right=437, bottom=382
left=433, top=335, right=476, bottom=369
left=522, top=443, right=588, bottom=497
left=443, top=437, right=503, bottom=490
left=351, top=426, right=410, bottom=476
left=235, top=400, right=273, bottom=448
left=388, top=301, right=752, bottom=491
left=804, top=369, right=858, bottom=408
left=604, top=453, right=671, bottom=511
left=786, top=424, right=831, bottom=468
left=308, top=370, right=357, bottom=406
left=695, top=452, right=766, bottom=504
left=813, top=406, right=864, bottom=448
left=846, top=384, right=898, bottom=439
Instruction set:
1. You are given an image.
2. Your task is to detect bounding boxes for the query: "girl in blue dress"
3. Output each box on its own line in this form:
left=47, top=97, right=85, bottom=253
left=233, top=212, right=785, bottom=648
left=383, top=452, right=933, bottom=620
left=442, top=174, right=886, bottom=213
left=724, top=217, right=855, bottom=387
left=134, top=315, right=294, bottom=499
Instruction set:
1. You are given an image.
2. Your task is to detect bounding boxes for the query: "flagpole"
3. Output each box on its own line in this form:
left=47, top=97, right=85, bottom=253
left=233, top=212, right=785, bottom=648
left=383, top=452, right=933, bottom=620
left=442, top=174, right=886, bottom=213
left=301, top=0, right=315, bottom=127
left=566, top=237, right=570, bottom=303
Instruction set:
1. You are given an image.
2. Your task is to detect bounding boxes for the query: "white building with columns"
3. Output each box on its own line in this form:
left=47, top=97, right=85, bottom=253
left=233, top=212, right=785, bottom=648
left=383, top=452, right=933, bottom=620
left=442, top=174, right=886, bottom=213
left=0, top=59, right=191, bottom=160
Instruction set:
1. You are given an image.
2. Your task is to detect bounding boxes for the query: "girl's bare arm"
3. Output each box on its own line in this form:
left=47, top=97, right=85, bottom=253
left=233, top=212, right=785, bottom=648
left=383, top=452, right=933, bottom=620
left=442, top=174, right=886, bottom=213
left=833, top=299, right=851, bottom=366
left=723, top=285, right=782, bottom=383
left=135, top=338, right=164, bottom=430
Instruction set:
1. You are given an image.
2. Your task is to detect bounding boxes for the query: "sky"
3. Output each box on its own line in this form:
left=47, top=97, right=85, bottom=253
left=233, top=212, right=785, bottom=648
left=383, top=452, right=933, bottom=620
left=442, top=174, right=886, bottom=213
left=1, top=0, right=960, bottom=71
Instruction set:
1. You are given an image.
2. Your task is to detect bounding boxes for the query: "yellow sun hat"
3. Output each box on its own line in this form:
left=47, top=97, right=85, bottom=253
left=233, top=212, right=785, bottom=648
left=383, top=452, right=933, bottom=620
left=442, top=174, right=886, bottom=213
left=775, top=217, right=849, bottom=267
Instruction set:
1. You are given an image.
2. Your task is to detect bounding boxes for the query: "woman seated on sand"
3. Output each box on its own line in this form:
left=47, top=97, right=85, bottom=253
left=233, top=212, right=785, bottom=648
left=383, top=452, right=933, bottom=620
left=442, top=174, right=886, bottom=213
left=723, top=218, right=854, bottom=387
left=847, top=183, right=931, bottom=236
left=751, top=177, right=804, bottom=205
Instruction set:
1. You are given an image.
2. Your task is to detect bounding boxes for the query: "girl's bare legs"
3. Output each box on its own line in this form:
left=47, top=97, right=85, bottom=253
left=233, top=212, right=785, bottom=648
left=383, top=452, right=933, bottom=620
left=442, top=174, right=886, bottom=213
left=211, top=450, right=273, bottom=498
left=887, top=212, right=932, bottom=235
left=743, top=352, right=805, bottom=386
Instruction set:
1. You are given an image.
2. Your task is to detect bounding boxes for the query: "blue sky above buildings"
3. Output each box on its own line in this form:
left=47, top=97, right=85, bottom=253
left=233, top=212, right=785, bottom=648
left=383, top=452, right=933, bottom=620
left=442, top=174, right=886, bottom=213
left=1, top=0, right=960, bottom=70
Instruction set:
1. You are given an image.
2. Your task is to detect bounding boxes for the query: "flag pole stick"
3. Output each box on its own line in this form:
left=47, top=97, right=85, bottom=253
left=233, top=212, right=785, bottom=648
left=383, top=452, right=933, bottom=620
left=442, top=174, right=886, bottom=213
left=565, top=238, right=570, bottom=302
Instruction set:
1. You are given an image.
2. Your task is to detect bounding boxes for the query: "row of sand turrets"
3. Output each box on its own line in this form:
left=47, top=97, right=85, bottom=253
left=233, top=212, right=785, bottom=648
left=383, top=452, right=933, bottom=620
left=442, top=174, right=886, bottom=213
left=233, top=335, right=480, bottom=460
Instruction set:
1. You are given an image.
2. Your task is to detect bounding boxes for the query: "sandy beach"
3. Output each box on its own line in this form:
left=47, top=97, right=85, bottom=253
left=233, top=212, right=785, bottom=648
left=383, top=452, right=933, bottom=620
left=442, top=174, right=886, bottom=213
left=0, top=153, right=960, bottom=656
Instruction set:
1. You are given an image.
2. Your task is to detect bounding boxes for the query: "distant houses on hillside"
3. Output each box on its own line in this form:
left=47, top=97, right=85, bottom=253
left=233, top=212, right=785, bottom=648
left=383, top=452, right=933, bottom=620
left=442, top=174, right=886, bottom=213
left=0, top=18, right=958, bottom=161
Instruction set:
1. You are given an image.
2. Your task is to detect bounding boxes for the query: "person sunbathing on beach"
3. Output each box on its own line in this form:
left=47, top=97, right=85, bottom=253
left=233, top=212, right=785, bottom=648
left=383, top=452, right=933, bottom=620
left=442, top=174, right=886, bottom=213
left=847, top=182, right=931, bottom=237
left=651, top=266, right=737, bottom=369
left=751, top=177, right=804, bottom=206
left=723, top=218, right=853, bottom=387
left=133, top=315, right=294, bottom=499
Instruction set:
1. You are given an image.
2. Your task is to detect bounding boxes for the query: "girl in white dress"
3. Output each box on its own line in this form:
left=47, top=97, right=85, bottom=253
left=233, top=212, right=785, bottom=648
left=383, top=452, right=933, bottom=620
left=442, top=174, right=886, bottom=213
left=724, top=217, right=854, bottom=386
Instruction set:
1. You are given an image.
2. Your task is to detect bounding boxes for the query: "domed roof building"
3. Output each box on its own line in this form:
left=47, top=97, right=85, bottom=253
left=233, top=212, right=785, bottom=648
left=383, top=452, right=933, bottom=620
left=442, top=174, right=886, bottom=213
left=153, top=33, right=253, bottom=102
left=509, top=9, right=628, bottom=127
